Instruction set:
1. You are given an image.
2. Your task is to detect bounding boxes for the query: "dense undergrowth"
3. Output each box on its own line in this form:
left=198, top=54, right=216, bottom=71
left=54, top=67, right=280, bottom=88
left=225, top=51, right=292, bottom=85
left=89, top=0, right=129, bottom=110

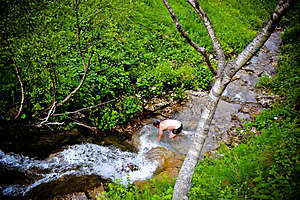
left=1, top=0, right=298, bottom=197
left=97, top=1, right=300, bottom=199
left=0, top=0, right=277, bottom=131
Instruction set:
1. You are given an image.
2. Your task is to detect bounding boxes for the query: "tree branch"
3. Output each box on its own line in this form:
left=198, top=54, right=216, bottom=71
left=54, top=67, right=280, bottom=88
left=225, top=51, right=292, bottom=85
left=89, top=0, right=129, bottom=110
left=35, top=0, right=98, bottom=130
left=45, top=63, right=57, bottom=111
left=38, top=102, right=57, bottom=127
left=226, top=0, right=292, bottom=77
left=171, top=1, right=293, bottom=199
left=52, top=99, right=115, bottom=116
left=73, top=122, right=97, bottom=132
left=187, top=0, right=227, bottom=74
left=6, top=41, right=25, bottom=120
left=57, top=0, right=94, bottom=107
left=162, top=0, right=217, bottom=75
left=68, top=116, right=97, bottom=132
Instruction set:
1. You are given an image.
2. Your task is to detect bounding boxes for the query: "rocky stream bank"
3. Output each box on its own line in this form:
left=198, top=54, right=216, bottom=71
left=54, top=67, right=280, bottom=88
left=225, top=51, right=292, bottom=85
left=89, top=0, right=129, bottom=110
left=0, top=32, right=281, bottom=200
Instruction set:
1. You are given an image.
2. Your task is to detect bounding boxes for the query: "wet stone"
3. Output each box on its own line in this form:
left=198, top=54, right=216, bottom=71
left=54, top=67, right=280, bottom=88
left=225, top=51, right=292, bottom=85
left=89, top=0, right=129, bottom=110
left=0, top=32, right=282, bottom=200
left=57, top=192, right=88, bottom=200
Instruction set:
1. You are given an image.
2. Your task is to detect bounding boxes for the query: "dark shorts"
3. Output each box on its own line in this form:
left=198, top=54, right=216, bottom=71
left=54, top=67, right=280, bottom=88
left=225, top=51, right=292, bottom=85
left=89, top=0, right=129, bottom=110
left=172, top=124, right=183, bottom=135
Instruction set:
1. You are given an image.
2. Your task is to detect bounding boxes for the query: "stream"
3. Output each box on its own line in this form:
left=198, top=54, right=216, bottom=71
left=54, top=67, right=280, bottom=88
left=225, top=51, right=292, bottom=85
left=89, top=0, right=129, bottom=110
left=0, top=32, right=281, bottom=199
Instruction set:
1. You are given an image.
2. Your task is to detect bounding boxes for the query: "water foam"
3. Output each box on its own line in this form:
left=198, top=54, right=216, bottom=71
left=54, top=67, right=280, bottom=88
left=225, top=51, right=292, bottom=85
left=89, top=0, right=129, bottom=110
left=0, top=124, right=189, bottom=197
left=0, top=142, right=158, bottom=196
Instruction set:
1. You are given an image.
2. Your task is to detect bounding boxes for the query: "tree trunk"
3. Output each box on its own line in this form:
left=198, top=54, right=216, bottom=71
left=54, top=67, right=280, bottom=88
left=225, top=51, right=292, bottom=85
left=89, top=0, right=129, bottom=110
left=6, top=41, right=25, bottom=120
left=171, top=1, right=292, bottom=199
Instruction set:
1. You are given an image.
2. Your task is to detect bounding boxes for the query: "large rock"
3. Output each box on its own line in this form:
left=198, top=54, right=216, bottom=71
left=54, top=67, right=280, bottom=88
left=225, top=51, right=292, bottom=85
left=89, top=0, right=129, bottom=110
left=56, top=192, right=88, bottom=200
left=135, top=147, right=182, bottom=189
left=145, top=147, right=183, bottom=177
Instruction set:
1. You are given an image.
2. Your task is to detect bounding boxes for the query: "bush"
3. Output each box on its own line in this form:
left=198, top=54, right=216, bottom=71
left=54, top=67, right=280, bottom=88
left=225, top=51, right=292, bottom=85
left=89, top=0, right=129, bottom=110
left=0, top=0, right=275, bottom=124
left=100, top=1, right=300, bottom=198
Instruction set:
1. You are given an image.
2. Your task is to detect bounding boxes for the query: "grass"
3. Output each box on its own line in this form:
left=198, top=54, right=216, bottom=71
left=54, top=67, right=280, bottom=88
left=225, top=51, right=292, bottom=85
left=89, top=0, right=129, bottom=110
left=97, top=1, right=299, bottom=199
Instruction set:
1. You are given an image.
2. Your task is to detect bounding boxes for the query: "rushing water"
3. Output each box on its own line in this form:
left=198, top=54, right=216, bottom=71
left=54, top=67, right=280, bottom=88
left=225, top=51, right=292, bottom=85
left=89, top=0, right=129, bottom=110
left=0, top=32, right=281, bottom=198
left=0, top=143, right=157, bottom=197
left=0, top=124, right=190, bottom=198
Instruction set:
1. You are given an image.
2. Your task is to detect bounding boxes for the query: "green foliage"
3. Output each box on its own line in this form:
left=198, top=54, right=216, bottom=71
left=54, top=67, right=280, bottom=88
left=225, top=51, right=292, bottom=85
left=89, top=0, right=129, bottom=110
left=0, top=0, right=286, bottom=131
left=258, top=32, right=300, bottom=109
left=118, top=96, right=143, bottom=119
left=257, top=1, right=300, bottom=109
left=188, top=3, right=300, bottom=198
left=96, top=1, right=300, bottom=198
left=136, top=62, right=181, bottom=98
left=98, top=106, right=122, bottom=130
left=136, top=61, right=213, bottom=99
left=90, top=96, right=142, bottom=131
left=165, top=0, right=277, bottom=55
left=0, top=0, right=216, bottom=126
left=99, top=176, right=174, bottom=200
left=189, top=105, right=299, bottom=199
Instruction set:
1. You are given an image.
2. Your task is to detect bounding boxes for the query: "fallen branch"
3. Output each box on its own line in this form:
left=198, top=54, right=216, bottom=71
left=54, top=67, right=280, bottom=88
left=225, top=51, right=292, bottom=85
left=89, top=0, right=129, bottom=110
left=37, top=102, right=57, bottom=127
left=73, top=121, right=97, bottom=132
left=44, top=122, right=65, bottom=126
left=53, top=99, right=115, bottom=116
left=35, top=99, right=114, bottom=130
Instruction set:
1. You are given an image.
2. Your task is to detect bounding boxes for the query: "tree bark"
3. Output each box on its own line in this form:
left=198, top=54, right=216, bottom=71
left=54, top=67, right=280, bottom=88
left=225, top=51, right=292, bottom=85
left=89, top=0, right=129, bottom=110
left=187, top=0, right=226, bottom=72
left=162, top=0, right=216, bottom=75
left=38, top=0, right=94, bottom=128
left=170, top=1, right=292, bottom=199
left=57, top=0, right=94, bottom=107
left=6, top=42, right=25, bottom=120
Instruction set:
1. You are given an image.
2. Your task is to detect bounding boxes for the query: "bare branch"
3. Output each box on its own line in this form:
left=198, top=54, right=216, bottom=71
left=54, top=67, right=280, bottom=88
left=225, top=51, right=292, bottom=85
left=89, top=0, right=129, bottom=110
left=187, top=0, right=226, bottom=74
left=36, top=99, right=114, bottom=129
left=6, top=42, right=25, bottom=120
left=53, top=99, right=115, bottom=116
left=35, top=1, right=98, bottom=130
left=57, top=0, right=93, bottom=106
left=38, top=102, right=57, bottom=127
left=162, top=0, right=217, bottom=75
left=88, top=31, right=95, bottom=67
left=172, top=1, right=293, bottom=199
left=45, top=63, right=58, bottom=111
left=226, top=0, right=292, bottom=77
left=73, top=121, right=97, bottom=132
left=45, top=122, right=65, bottom=126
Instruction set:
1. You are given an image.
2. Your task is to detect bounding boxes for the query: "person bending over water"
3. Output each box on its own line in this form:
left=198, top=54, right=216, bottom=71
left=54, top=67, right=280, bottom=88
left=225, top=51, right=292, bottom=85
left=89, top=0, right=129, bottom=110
left=153, top=119, right=186, bottom=141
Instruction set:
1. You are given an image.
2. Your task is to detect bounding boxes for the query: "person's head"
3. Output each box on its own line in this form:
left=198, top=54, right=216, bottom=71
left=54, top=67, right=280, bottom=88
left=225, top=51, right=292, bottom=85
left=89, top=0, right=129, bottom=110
left=153, top=121, right=160, bottom=128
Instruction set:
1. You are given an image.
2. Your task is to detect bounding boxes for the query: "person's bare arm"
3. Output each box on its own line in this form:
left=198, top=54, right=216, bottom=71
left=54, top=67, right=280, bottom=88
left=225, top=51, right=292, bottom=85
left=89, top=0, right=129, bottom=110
left=158, top=127, right=163, bottom=141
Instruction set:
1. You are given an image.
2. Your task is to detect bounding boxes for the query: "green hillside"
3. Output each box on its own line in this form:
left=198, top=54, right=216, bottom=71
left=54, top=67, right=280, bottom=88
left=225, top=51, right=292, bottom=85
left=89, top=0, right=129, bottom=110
left=0, top=0, right=298, bottom=199
left=1, top=0, right=277, bottom=130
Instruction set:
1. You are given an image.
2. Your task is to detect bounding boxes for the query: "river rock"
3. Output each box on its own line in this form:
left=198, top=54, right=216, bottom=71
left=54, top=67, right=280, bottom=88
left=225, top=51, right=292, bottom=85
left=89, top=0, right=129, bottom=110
left=134, top=180, right=150, bottom=190
left=145, top=147, right=183, bottom=176
left=144, top=97, right=173, bottom=112
left=86, top=183, right=105, bottom=200
left=156, top=167, right=179, bottom=182
left=134, top=147, right=182, bottom=189
left=56, top=192, right=88, bottom=200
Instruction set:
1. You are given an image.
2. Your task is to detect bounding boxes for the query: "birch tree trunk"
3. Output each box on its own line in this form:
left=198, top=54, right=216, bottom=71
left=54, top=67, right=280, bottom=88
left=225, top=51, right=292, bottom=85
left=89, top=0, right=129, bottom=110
left=162, top=1, right=293, bottom=199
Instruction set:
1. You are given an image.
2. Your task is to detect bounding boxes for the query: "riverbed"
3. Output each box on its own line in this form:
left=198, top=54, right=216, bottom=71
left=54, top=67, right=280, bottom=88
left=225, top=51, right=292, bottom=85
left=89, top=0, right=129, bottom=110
left=0, top=32, right=281, bottom=200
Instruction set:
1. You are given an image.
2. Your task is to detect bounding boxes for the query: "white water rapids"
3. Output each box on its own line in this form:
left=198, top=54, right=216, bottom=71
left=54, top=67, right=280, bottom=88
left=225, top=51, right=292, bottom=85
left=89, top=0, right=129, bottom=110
left=0, top=125, right=178, bottom=197
left=0, top=31, right=281, bottom=198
